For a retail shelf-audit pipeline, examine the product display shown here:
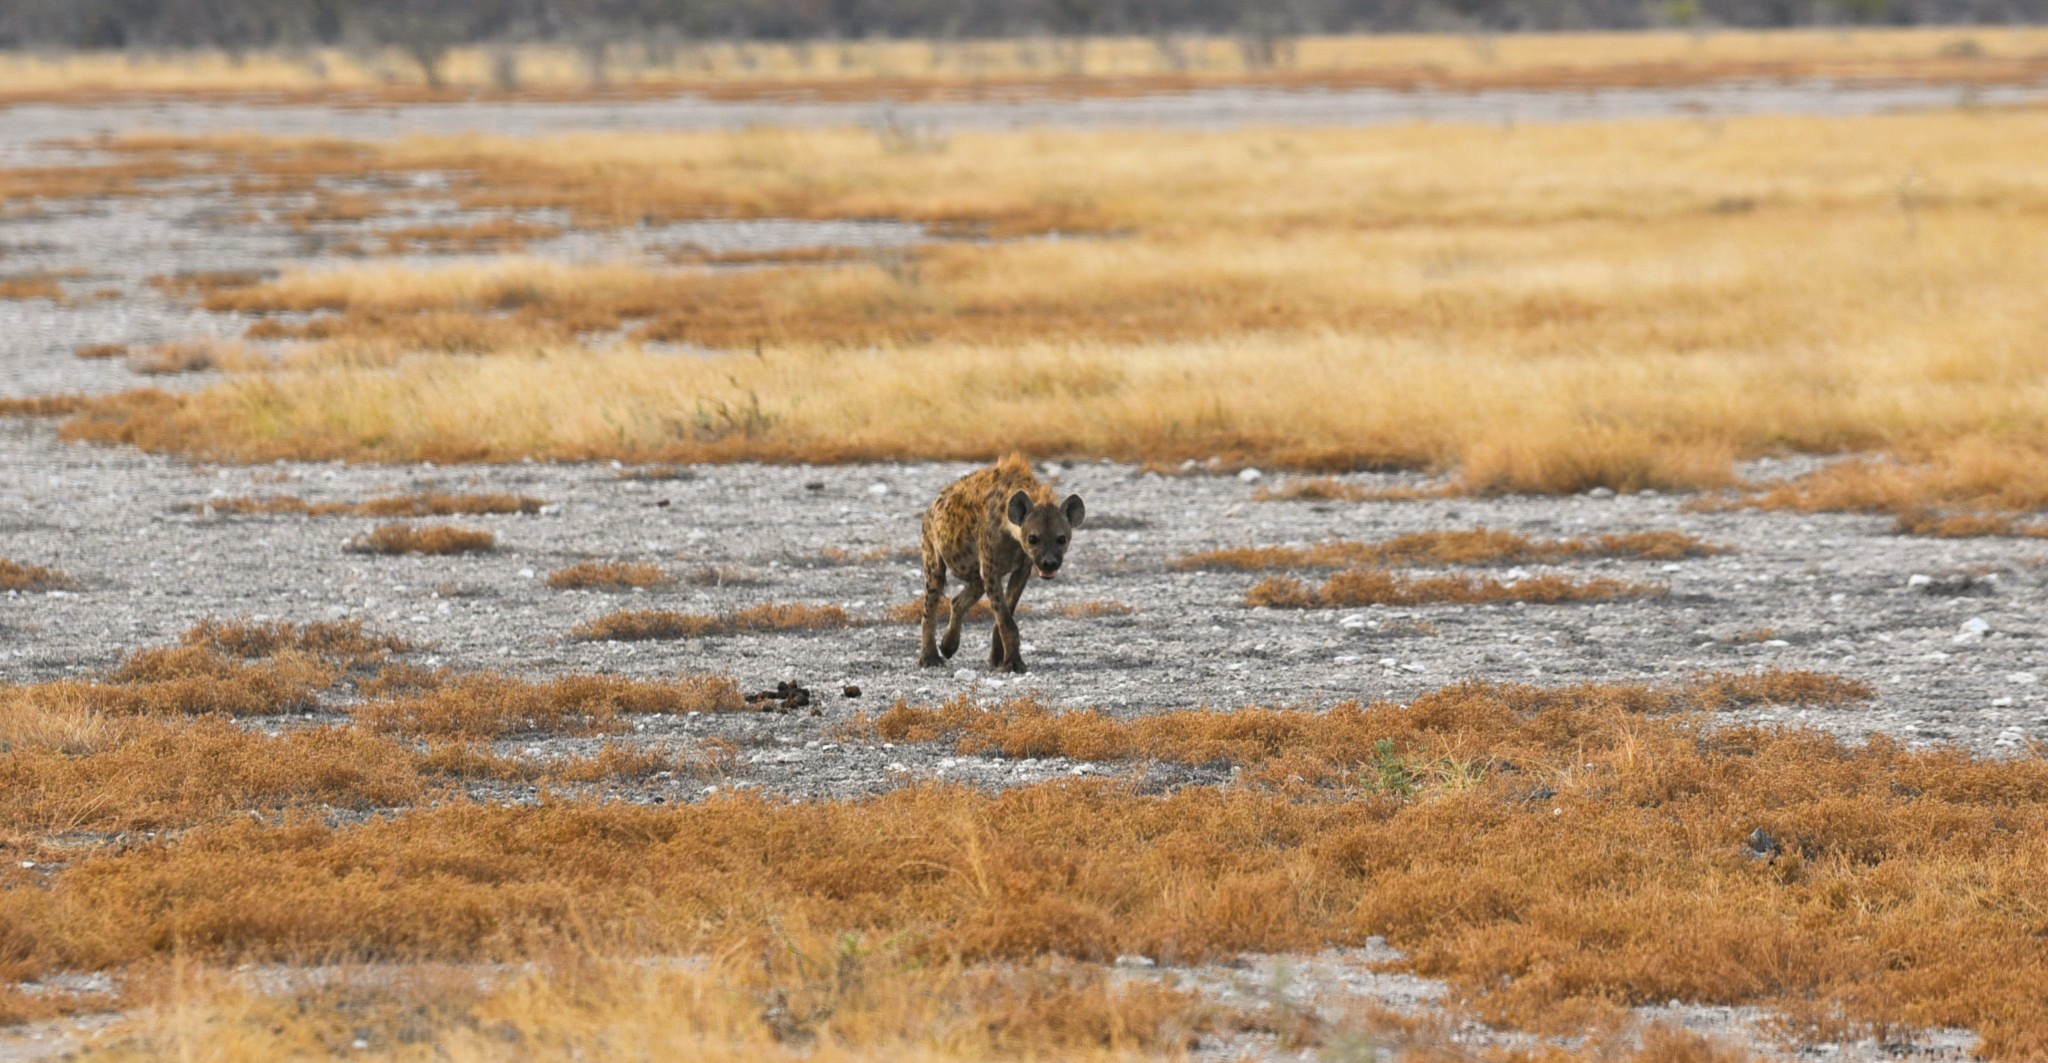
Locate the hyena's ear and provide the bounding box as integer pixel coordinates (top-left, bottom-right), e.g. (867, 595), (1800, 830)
(1061, 494), (1086, 528)
(1006, 490), (1033, 526)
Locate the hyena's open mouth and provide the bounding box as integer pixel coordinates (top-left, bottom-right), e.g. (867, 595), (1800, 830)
(1037, 564), (1060, 579)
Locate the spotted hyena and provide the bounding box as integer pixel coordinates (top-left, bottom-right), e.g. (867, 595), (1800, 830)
(918, 454), (1086, 673)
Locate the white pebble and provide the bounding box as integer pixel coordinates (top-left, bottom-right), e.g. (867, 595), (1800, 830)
(1237, 468), (1263, 483)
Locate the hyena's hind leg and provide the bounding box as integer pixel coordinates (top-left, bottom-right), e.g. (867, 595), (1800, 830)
(941, 576), (984, 660)
(919, 546), (949, 668)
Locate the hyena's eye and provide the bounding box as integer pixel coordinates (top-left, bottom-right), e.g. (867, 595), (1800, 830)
(1028, 535), (1041, 545)
(1057, 536), (1067, 545)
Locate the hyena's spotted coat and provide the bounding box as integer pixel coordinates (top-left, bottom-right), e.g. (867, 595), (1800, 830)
(918, 454), (1086, 674)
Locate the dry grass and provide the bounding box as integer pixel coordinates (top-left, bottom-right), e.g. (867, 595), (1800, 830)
(1730, 445), (2048, 528)
(867, 671), (1873, 775)
(546, 561), (671, 590)
(0, 559), (76, 592)
(1246, 570), (1664, 609)
(52, 110), (2048, 489)
(571, 604), (855, 642)
(0, 395), (90, 418)
(10, 29), (2048, 101)
(353, 672), (747, 738)
(208, 492), (544, 518)
(1052, 600), (1136, 619)
(12, 673), (2048, 1054)
(72, 342), (128, 360)
(178, 618), (416, 666)
(346, 524), (497, 555)
(373, 219), (565, 255)
(87, 949), (1223, 1062)
(1177, 530), (1719, 571)
(0, 272), (70, 301)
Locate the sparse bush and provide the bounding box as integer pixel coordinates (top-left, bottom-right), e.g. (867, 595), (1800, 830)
(180, 618), (416, 665)
(572, 604), (853, 641)
(0, 559), (76, 592)
(347, 524), (496, 555)
(355, 672), (746, 737)
(547, 561), (670, 590)
(1247, 569), (1663, 608)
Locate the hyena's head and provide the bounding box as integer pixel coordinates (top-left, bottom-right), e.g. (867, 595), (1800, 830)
(1005, 490), (1086, 580)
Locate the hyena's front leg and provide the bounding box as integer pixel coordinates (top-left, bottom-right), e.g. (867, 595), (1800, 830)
(941, 577), (983, 660)
(919, 554), (948, 668)
(992, 566), (1032, 674)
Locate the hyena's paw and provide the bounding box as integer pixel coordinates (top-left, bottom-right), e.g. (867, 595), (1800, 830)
(919, 648), (946, 668)
(939, 630), (961, 658)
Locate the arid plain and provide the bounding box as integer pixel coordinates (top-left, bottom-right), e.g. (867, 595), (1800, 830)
(5, 31), (2048, 1061)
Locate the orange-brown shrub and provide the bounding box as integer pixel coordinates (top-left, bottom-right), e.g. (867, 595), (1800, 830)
(1178, 529), (1720, 571)
(1893, 510), (2048, 539)
(347, 524), (497, 555)
(0, 559), (76, 591)
(547, 561), (671, 590)
(83, 645), (340, 715)
(0, 395), (88, 417)
(353, 672), (747, 738)
(0, 273), (67, 301)
(0, 714), (427, 835)
(179, 618), (416, 665)
(571, 604), (854, 642)
(1247, 570), (1664, 608)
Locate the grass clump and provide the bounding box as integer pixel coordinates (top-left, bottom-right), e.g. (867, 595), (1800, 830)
(546, 561), (671, 590)
(354, 672), (746, 738)
(1177, 529), (1720, 571)
(89, 646), (340, 716)
(179, 618), (416, 666)
(0, 559), (76, 591)
(571, 604), (854, 642)
(72, 342), (128, 360)
(346, 524), (496, 555)
(1246, 570), (1663, 609)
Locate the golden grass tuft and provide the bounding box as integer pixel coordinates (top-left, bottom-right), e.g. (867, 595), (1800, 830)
(1689, 670), (1877, 708)
(0, 559), (76, 592)
(0, 395), (90, 418)
(546, 561), (671, 590)
(0, 272), (69, 301)
(178, 618), (416, 666)
(1177, 529), (1719, 571)
(571, 603), (855, 642)
(1246, 570), (1663, 609)
(354, 672), (746, 738)
(346, 524), (497, 555)
(1052, 600), (1135, 619)
(71, 342), (128, 360)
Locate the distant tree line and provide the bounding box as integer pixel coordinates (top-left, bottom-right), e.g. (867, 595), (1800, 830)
(3, 0), (2043, 56)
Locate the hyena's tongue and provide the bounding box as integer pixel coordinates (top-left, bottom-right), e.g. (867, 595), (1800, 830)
(1038, 568), (1058, 580)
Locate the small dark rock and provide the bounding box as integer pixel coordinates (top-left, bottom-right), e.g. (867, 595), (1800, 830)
(1746, 827), (1783, 861)
(804, 481), (826, 492)
(843, 685), (862, 699)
